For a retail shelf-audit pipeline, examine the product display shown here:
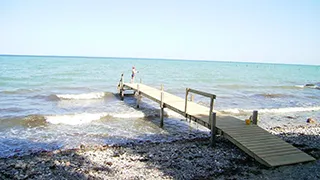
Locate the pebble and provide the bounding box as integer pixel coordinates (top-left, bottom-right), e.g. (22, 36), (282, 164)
(0, 124), (319, 180)
(307, 118), (317, 124)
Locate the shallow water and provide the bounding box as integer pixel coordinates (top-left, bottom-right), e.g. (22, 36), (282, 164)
(0, 55), (319, 157)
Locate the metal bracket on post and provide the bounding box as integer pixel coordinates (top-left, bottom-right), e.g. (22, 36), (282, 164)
(210, 112), (217, 147)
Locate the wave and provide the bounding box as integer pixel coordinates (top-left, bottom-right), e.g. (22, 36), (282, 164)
(221, 106), (320, 115)
(1, 111), (148, 127)
(253, 93), (293, 98)
(1, 89), (41, 94)
(45, 113), (109, 125)
(33, 92), (115, 101)
(56, 92), (110, 100)
(0, 115), (47, 128)
(45, 111), (146, 125)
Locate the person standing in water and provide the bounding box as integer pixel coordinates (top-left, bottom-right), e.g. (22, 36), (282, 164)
(131, 66), (138, 83)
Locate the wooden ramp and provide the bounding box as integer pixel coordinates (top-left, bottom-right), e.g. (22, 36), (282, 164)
(121, 83), (315, 167)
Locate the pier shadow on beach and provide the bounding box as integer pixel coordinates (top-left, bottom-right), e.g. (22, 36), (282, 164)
(1, 131), (319, 179)
(0, 135), (260, 180)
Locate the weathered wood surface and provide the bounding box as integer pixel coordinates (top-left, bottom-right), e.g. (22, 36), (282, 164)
(122, 83), (315, 167)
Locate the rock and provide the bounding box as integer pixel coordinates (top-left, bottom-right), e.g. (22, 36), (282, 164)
(54, 160), (60, 166)
(65, 161), (71, 166)
(80, 144), (85, 149)
(105, 161), (113, 166)
(307, 118), (316, 124)
(305, 83), (315, 87)
(15, 162), (27, 170)
(112, 152), (120, 157)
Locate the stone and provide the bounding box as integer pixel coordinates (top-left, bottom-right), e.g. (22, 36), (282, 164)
(80, 144), (85, 149)
(306, 118), (316, 124)
(66, 161), (71, 166)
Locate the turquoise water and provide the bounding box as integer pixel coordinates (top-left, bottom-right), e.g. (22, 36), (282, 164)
(0, 55), (319, 157)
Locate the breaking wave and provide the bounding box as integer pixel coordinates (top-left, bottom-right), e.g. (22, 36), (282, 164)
(33, 92), (115, 101)
(45, 111), (147, 125)
(56, 92), (108, 100)
(0, 111), (150, 127)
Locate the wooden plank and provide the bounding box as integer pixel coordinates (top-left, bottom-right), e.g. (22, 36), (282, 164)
(225, 129), (271, 136)
(231, 134), (282, 141)
(264, 153), (315, 167)
(253, 146), (302, 155)
(237, 139), (288, 146)
(259, 150), (303, 158)
(246, 142), (294, 150)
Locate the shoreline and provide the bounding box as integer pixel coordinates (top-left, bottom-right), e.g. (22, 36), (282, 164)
(1, 123), (320, 179)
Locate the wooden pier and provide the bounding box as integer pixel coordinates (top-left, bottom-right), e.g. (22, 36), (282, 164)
(118, 80), (315, 167)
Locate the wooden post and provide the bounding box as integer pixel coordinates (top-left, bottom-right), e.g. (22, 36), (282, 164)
(136, 84), (140, 108)
(252, 110), (258, 125)
(184, 88), (189, 118)
(210, 112), (217, 147)
(120, 89), (124, 101)
(209, 97), (214, 124)
(160, 84), (164, 128)
(119, 74), (124, 100)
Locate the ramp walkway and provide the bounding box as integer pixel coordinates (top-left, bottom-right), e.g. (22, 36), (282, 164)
(119, 82), (315, 167)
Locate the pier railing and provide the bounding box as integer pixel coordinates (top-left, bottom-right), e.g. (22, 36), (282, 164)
(185, 88), (217, 146)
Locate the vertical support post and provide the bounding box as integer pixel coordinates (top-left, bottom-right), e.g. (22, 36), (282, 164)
(120, 89), (124, 101)
(136, 84), (140, 108)
(184, 88), (189, 119)
(160, 84), (164, 128)
(119, 73), (124, 101)
(252, 110), (258, 125)
(120, 73), (124, 89)
(209, 97), (214, 124)
(210, 112), (217, 147)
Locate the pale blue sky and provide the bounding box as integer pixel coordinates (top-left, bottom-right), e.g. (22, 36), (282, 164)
(1, 0), (319, 64)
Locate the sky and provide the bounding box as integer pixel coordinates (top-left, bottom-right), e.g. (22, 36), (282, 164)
(0, 0), (319, 65)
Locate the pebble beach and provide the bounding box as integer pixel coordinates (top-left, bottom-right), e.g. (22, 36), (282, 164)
(1, 122), (319, 180)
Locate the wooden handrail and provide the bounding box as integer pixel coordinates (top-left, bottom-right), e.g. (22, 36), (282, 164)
(188, 88), (216, 99)
(184, 88), (216, 125)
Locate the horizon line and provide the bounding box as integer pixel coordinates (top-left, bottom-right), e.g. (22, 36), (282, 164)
(0, 53), (318, 66)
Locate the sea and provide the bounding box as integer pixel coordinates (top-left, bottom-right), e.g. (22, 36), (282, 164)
(0, 55), (319, 157)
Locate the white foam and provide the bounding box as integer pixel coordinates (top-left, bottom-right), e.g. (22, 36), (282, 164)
(221, 108), (248, 114)
(111, 111), (146, 118)
(45, 113), (108, 125)
(45, 111), (147, 125)
(56, 92), (105, 100)
(221, 106), (320, 115)
(294, 85), (305, 88)
(259, 106), (320, 113)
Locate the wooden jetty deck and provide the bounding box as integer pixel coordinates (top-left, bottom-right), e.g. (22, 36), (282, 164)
(119, 82), (315, 167)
